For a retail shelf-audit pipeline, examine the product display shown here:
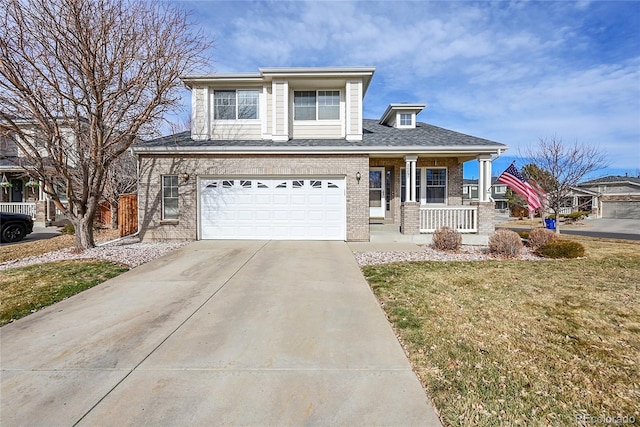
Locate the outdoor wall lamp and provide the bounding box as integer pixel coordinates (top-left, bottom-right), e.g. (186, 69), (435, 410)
(180, 172), (190, 181)
(356, 171), (361, 183)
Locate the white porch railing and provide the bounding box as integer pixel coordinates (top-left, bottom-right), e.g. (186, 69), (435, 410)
(420, 206), (478, 233)
(0, 202), (37, 219)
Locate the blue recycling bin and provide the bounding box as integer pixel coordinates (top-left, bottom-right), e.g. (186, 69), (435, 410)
(545, 218), (556, 230)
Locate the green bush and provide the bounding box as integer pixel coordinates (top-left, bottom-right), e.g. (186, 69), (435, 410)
(527, 228), (558, 250)
(535, 240), (585, 259)
(517, 231), (530, 240)
(489, 229), (523, 258)
(60, 223), (75, 235)
(432, 226), (462, 251)
(560, 211), (590, 221)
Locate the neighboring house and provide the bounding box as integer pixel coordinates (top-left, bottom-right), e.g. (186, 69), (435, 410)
(569, 175), (640, 219)
(463, 177), (509, 212)
(0, 118), (115, 225)
(132, 67), (507, 242)
(0, 130), (55, 223)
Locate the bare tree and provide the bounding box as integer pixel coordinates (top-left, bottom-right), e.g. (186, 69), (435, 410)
(523, 136), (608, 233)
(0, 0), (210, 248)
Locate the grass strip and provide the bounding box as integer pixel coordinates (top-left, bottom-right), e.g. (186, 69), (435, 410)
(0, 260), (128, 326)
(363, 239), (639, 426)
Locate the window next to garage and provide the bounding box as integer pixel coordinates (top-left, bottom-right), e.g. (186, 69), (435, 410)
(162, 175), (179, 220)
(294, 90), (340, 120)
(214, 90), (259, 120)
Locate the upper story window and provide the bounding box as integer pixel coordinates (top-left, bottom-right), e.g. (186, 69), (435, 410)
(494, 185), (506, 194)
(399, 113), (412, 127)
(294, 90), (340, 120)
(214, 90), (259, 120)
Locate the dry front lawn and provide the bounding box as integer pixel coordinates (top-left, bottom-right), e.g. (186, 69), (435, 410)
(363, 238), (639, 426)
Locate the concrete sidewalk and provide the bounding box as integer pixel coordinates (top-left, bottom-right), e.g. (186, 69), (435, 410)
(1, 240), (441, 426)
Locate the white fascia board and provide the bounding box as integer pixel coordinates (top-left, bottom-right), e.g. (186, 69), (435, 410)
(259, 66), (375, 76)
(181, 74), (264, 88)
(132, 144), (507, 156)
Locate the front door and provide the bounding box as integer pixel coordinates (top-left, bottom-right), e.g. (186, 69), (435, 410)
(10, 179), (23, 202)
(369, 167), (385, 218)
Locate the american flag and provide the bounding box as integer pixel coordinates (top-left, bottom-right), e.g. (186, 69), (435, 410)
(528, 178), (549, 209)
(497, 163), (542, 210)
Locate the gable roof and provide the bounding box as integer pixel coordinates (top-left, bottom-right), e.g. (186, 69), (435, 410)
(578, 175), (640, 186)
(133, 119), (507, 156)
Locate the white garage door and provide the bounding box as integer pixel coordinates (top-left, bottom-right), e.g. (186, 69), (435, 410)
(200, 178), (346, 240)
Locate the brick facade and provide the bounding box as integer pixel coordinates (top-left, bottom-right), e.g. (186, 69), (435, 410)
(137, 154), (369, 242)
(369, 157), (463, 224)
(400, 202), (420, 234)
(472, 201), (496, 235)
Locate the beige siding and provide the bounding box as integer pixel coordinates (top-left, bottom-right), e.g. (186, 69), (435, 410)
(138, 154), (369, 242)
(348, 82), (361, 135)
(272, 81), (287, 138)
(292, 123), (343, 139)
(266, 86), (273, 136)
(210, 122), (262, 140)
(191, 86), (209, 140)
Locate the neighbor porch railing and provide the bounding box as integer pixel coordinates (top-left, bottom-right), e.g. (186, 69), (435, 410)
(419, 205), (478, 233)
(0, 202), (36, 219)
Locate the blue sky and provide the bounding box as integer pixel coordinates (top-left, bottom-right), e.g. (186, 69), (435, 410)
(171, 0), (640, 180)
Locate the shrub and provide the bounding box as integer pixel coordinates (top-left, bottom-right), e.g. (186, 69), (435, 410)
(488, 229), (523, 258)
(60, 223), (75, 235)
(517, 231), (530, 240)
(432, 226), (462, 251)
(527, 228), (558, 250)
(561, 211), (590, 221)
(535, 240), (585, 259)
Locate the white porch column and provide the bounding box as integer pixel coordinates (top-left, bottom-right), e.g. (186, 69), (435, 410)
(404, 155), (418, 202)
(405, 158), (411, 202)
(477, 155), (493, 202)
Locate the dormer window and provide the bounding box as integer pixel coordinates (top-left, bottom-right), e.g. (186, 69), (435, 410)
(379, 103), (426, 129)
(399, 113), (412, 127)
(214, 90), (259, 120)
(294, 90), (340, 120)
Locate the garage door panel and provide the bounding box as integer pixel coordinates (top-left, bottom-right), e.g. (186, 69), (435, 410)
(200, 177), (346, 240)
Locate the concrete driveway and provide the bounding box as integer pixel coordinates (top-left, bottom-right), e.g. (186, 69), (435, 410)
(1, 240), (441, 426)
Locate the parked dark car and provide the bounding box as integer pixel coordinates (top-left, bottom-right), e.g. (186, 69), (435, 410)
(1, 212), (34, 243)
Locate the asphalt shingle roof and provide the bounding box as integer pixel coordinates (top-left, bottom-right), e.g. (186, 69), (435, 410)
(579, 175), (640, 185)
(137, 119), (506, 150)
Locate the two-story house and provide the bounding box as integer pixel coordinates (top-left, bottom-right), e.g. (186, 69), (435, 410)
(1, 122), (57, 223)
(463, 177), (509, 212)
(132, 67), (507, 242)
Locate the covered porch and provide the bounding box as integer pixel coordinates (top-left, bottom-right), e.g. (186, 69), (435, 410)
(0, 170), (57, 223)
(368, 154), (496, 239)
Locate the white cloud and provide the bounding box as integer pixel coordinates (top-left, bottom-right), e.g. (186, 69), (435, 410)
(172, 0), (640, 172)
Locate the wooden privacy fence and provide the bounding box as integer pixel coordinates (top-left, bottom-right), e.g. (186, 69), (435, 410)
(118, 193), (138, 237)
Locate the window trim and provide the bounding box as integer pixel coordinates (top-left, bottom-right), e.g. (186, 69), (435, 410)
(293, 89), (341, 121)
(213, 89), (260, 121)
(494, 185), (507, 194)
(162, 175), (179, 220)
(401, 167), (448, 204)
(398, 113), (414, 128)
